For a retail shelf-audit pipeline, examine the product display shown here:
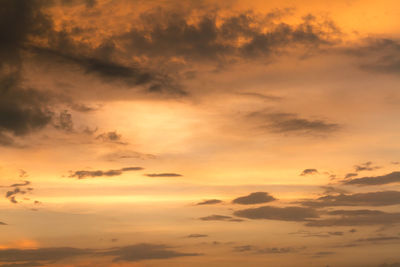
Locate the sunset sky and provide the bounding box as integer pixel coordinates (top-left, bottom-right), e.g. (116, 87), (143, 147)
(1, 0), (400, 266)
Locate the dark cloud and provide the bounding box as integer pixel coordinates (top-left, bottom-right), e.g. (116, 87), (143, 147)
(53, 110), (73, 132)
(101, 150), (156, 161)
(119, 10), (340, 62)
(234, 206), (319, 221)
(232, 192), (276, 205)
(196, 199), (222, 205)
(320, 186), (349, 195)
(354, 161), (380, 172)
(305, 209), (400, 227)
(145, 173), (183, 177)
(248, 112), (339, 136)
(343, 172), (400, 186)
(199, 214), (243, 222)
(68, 166), (143, 179)
(9, 181), (30, 187)
(0, 243), (198, 265)
(0, 222), (7, 226)
(0, 263), (43, 267)
(96, 131), (125, 144)
(380, 263), (400, 267)
(0, 0), (54, 145)
(100, 244), (199, 262)
(186, 234), (208, 238)
(233, 245), (298, 254)
(299, 191), (400, 207)
(345, 173), (357, 179)
(312, 251), (335, 258)
(300, 169), (319, 176)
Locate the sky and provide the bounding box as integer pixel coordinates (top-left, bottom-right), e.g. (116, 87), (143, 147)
(1, 0), (400, 266)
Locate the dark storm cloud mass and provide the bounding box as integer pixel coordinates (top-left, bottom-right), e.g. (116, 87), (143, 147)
(68, 167), (143, 179)
(0, 0), (54, 145)
(145, 173), (183, 177)
(300, 191), (400, 207)
(300, 169), (319, 176)
(196, 199), (222, 205)
(119, 11), (340, 61)
(199, 215), (243, 222)
(234, 206), (319, 221)
(248, 112), (340, 136)
(343, 172), (400, 186)
(0, 244), (198, 266)
(232, 192), (276, 205)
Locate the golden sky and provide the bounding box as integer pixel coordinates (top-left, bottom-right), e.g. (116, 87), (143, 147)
(1, 0), (400, 266)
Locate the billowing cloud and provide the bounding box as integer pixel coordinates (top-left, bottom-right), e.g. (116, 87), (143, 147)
(68, 167), (143, 179)
(196, 199), (222, 205)
(232, 192), (276, 205)
(343, 172), (400, 186)
(300, 191), (400, 207)
(234, 206), (319, 221)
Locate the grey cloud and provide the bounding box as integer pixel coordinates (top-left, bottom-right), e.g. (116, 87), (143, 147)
(233, 245), (298, 254)
(0, 243), (198, 265)
(354, 161), (380, 172)
(232, 192), (276, 205)
(234, 206), (319, 221)
(53, 110), (73, 132)
(345, 173), (357, 179)
(96, 131), (125, 144)
(199, 214), (243, 222)
(320, 186), (349, 195)
(305, 209), (400, 227)
(343, 172), (400, 186)
(0, 263), (43, 267)
(101, 150), (156, 161)
(186, 234), (208, 238)
(300, 169), (319, 176)
(68, 166), (143, 179)
(10, 181), (30, 187)
(248, 112), (339, 136)
(196, 199), (222, 205)
(145, 173), (182, 177)
(300, 191), (400, 207)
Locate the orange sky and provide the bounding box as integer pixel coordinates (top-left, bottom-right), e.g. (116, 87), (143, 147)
(1, 0), (400, 266)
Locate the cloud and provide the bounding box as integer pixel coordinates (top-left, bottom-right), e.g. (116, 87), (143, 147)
(233, 245), (298, 254)
(320, 186), (349, 195)
(9, 181), (30, 187)
(0, 222), (7, 226)
(101, 150), (156, 161)
(196, 199), (222, 205)
(199, 215), (243, 222)
(354, 161), (380, 172)
(186, 234), (208, 238)
(0, 263), (44, 267)
(305, 209), (400, 227)
(0, 243), (199, 265)
(68, 167), (143, 179)
(234, 206), (319, 221)
(343, 172), (400, 186)
(300, 191), (400, 207)
(300, 169), (319, 176)
(145, 173), (182, 177)
(248, 112), (339, 136)
(345, 173), (357, 179)
(96, 131), (126, 144)
(232, 192), (276, 205)
(53, 110), (73, 132)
